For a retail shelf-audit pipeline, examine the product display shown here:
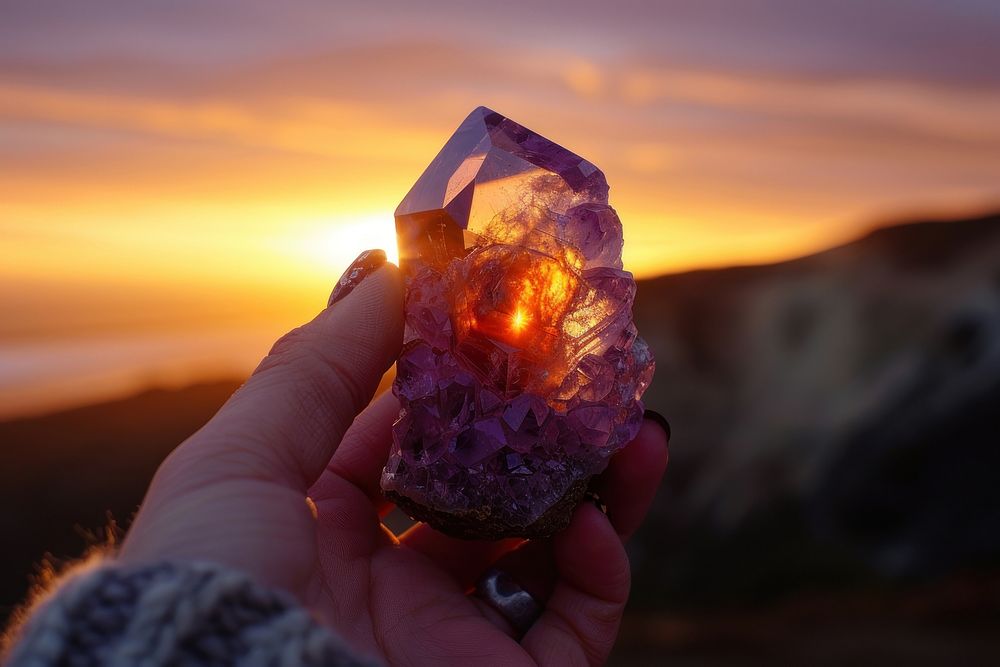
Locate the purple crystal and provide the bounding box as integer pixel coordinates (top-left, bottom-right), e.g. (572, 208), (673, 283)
(381, 107), (654, 538)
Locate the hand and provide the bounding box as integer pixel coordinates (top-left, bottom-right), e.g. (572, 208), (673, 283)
(119, 256), (669, 666)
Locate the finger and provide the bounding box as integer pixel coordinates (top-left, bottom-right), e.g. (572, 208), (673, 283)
(521, 504), (629, 667)
(309, 393), (401, 568)
(592, 416), (669, 540)
(464, 414), (668, 602)
(194, 254), (403, 490)
(400, 523), (524, 589)
(310, 390), (399, 515)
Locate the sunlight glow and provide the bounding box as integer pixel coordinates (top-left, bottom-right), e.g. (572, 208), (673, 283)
(279, 213), (400, 278)
(3, 3), (997, 419)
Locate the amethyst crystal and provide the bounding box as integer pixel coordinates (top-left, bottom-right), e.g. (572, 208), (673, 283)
(381, 107), (654, 539)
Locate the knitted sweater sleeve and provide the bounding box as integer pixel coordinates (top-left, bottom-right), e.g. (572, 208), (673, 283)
(2, 558), (378, 667)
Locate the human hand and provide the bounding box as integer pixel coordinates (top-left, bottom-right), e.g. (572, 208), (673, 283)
(120, 251), (669, 666)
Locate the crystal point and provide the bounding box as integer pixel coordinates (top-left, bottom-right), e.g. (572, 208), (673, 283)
(382, 107), (654, 539)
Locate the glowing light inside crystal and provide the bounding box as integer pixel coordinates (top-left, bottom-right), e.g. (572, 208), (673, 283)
(512, 308), (527, 332)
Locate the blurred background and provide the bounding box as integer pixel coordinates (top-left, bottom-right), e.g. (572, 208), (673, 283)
(2, 1), (999, 664)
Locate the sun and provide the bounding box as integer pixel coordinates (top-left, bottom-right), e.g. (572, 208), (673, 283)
(282, 212), (400, 280)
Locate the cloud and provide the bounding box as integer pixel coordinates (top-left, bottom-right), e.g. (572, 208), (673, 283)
(4, 0), (1000, 89)
(2, 0), (999, 282)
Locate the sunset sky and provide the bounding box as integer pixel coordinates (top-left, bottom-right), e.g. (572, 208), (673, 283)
(2, 0), (999, 415)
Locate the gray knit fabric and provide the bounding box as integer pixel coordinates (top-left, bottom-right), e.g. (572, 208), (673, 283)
(3, 560), (377, 667)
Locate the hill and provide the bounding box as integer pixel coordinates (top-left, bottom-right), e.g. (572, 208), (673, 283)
(633, 211), (1000, 606)
(0, 380), (242, 620)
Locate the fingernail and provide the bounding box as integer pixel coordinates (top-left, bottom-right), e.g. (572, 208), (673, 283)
(328, 249), (387, 306)
(643, 409), (671, 443)
(583, 490), (608, 515)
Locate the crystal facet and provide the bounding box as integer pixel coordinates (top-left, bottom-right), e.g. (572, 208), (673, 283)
(381, 107), (654, 538)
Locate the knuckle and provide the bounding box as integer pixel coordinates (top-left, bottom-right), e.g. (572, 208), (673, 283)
(253, 325), (315, 376)
(294, 358), (359, 438)
(587, 598), (625, 636)
(266, 332), (371, 436)
(605, 562), (631, 604)
(256, 324), (374, 407)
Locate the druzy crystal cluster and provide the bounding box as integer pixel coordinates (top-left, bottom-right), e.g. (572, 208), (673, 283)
(381, 107), (654, 539)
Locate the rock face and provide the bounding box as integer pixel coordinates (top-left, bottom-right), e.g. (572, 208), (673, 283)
(631, 212), (1000, 604)
(381, 107), (654, 539)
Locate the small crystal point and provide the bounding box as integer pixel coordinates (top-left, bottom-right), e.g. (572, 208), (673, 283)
(382, 107), (654, 539)
(395, 106), (609, 272)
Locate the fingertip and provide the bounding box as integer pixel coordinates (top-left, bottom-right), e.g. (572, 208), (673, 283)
(591, 418), (670, 541)
(606, 415), (669, 484)
(310, 261), (404, 391)
(608, 420), (669, 498)
(322, 256), (402, 309)
(636, 417), (670, 477)
(327, 249), (389, 307)
(528, 503), (629, 663)
(555, 503), (629, 598)
(377, 256), (404, 286)
(643, 408), (671, 443)
(568, 498), (615, 537)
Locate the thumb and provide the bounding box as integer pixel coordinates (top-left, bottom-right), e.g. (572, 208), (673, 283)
(196, 249), (403, 490)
